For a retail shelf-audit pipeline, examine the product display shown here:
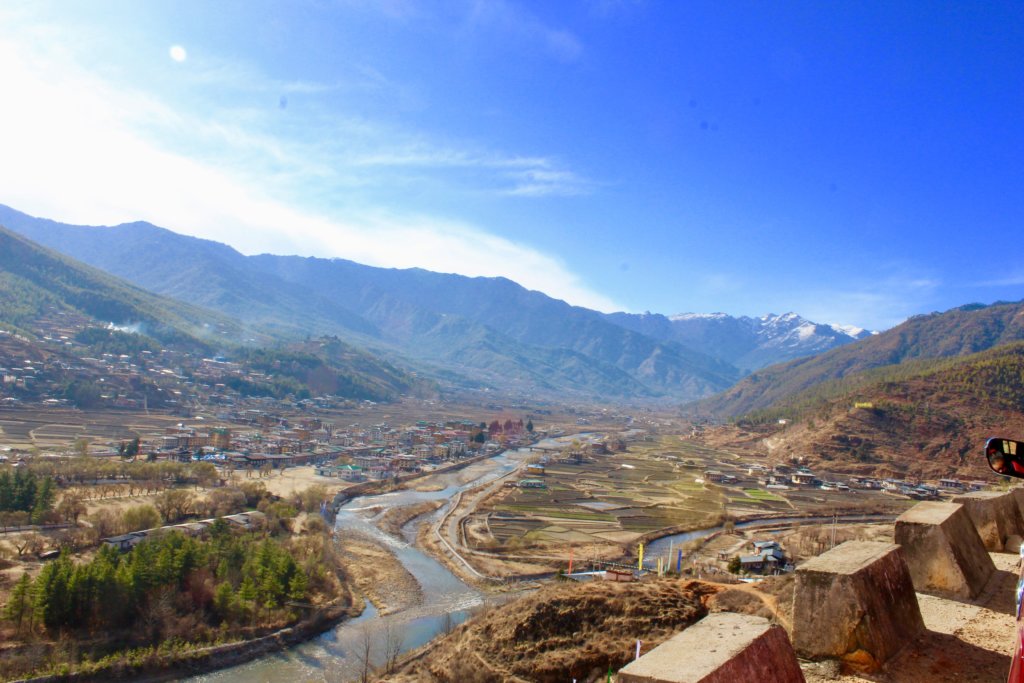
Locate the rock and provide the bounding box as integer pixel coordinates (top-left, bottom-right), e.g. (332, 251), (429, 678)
(791, 541), (924, 672)
(617, 612), (805, 683)
(895, 501), (996, 599)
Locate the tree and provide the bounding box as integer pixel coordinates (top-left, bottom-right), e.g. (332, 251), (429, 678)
(526, 419), (534, 434)
(12, 532), (45, 558)
(155, 489), (193, 524)
(4, 573), (33, 634)
(122, 504), (161, 532)
(727, 555), (742, 574)
(88, 509), (121, 538)
(295, 484), (329, 513)
(31, 477), (56, 524)
(73, 437), (90, 457)
(383, 621), (405, 673)
(354, 623), (375, 683)
(56, 492), (87, 524)
(441, 610), (455, 635)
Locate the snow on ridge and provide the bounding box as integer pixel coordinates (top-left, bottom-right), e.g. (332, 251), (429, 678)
(669, 312), (730, 321)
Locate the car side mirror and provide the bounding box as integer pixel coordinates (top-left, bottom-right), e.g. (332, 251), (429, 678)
(986, 437), (1024, 479)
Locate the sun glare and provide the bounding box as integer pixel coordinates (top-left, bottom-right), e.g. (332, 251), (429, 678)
(169, 45), (187, 63)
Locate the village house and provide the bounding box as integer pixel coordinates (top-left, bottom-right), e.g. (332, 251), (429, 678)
(790, 471), (816, 486)
(739, 540), (787, 574)
(703, 470), (737, 484)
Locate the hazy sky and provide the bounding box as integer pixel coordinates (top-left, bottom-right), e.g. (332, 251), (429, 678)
(1, 1), (1022, 330)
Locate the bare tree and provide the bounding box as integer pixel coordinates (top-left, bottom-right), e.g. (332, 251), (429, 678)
(441, 610), (455, 636)
(353, 623), (376, 683)
(383, 621), (405, 673)
(12, 532), (45, 558)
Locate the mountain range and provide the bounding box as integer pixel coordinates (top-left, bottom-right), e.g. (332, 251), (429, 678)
(695, 300), (1024, 417)
(0, 204), (873, 401)
(0, 223), (422, 404)
(605, 311), (872, 372)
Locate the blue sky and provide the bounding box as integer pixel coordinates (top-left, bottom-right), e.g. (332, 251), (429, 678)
(1, 1), (1022, 330)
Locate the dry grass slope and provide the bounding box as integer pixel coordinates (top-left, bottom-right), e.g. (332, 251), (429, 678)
(386, 577), (714, 683)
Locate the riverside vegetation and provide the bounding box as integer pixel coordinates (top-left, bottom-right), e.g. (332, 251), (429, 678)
(0, 461), (350, 682)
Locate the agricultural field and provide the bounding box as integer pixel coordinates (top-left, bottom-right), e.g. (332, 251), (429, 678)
(0, 408), (198, 450)
(469, 436), (799, 551)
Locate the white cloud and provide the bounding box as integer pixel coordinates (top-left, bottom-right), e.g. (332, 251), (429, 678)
(464, 0), (583, 62)
(0, 30), (619, 313)
(795, 273), (940, 331)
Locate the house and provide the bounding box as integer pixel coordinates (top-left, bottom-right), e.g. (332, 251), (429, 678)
(739, 540), (787, 574)
(102, 531), (150, 552)
(704, 470), (736, 484)
(223, 510), (267, 530)
(939, 478), (965, 490)
(518, 479), (546, 489)
(791, 472), (816, 486)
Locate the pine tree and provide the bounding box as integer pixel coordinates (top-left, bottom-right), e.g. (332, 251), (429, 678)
(31, 477), (55, 524)
(0, 471), (13, 511)
(4, 573), (33, 633)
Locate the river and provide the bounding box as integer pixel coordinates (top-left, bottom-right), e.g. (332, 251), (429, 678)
(186, 438), (564, 683)
(186, 437), (886, 681)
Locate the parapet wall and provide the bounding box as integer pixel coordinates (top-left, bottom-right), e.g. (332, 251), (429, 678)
(618, 612), (805, 683)
(618, 491), (1019, 681)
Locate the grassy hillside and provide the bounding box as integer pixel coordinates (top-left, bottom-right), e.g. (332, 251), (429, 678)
(386, 577), (712, 683)
(0, 226), (425, 404)
(0, 224), (246, 349)
(741, 342), (1024, 479)
(1, 205), (741, 400)
(695, 301), (1024, 417)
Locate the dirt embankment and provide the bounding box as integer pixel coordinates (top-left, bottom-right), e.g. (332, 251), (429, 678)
(337, 532), (422, 615)
(382, 577), (718, 683)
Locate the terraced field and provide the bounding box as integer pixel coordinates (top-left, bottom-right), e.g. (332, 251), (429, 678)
(471, 436), (792, 550)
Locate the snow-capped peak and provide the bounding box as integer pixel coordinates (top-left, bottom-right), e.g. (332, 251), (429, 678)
(669, 312), (730, 322)
(828, 323), (866, 338)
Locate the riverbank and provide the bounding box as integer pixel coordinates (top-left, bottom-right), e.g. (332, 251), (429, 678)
(9, 591), (361, 683)
(337, 531), (422, 615)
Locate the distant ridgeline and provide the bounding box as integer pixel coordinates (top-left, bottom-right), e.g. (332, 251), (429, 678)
(0, 204), (876, 402)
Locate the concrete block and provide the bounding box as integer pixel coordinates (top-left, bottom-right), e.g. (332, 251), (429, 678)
(894, 501), (995, 599)
(1010, 488), (1024, 530)
(1006, 535), (1023, 554)
(617, 612), (805, 683)
(952, 490), (1024, 551)
(792, 541), (924, 672)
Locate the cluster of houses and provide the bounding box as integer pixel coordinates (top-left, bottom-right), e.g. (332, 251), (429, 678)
(0, 313), (363, 413)
(702, 462), (987, 500)
(156, 417), (536, 481)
